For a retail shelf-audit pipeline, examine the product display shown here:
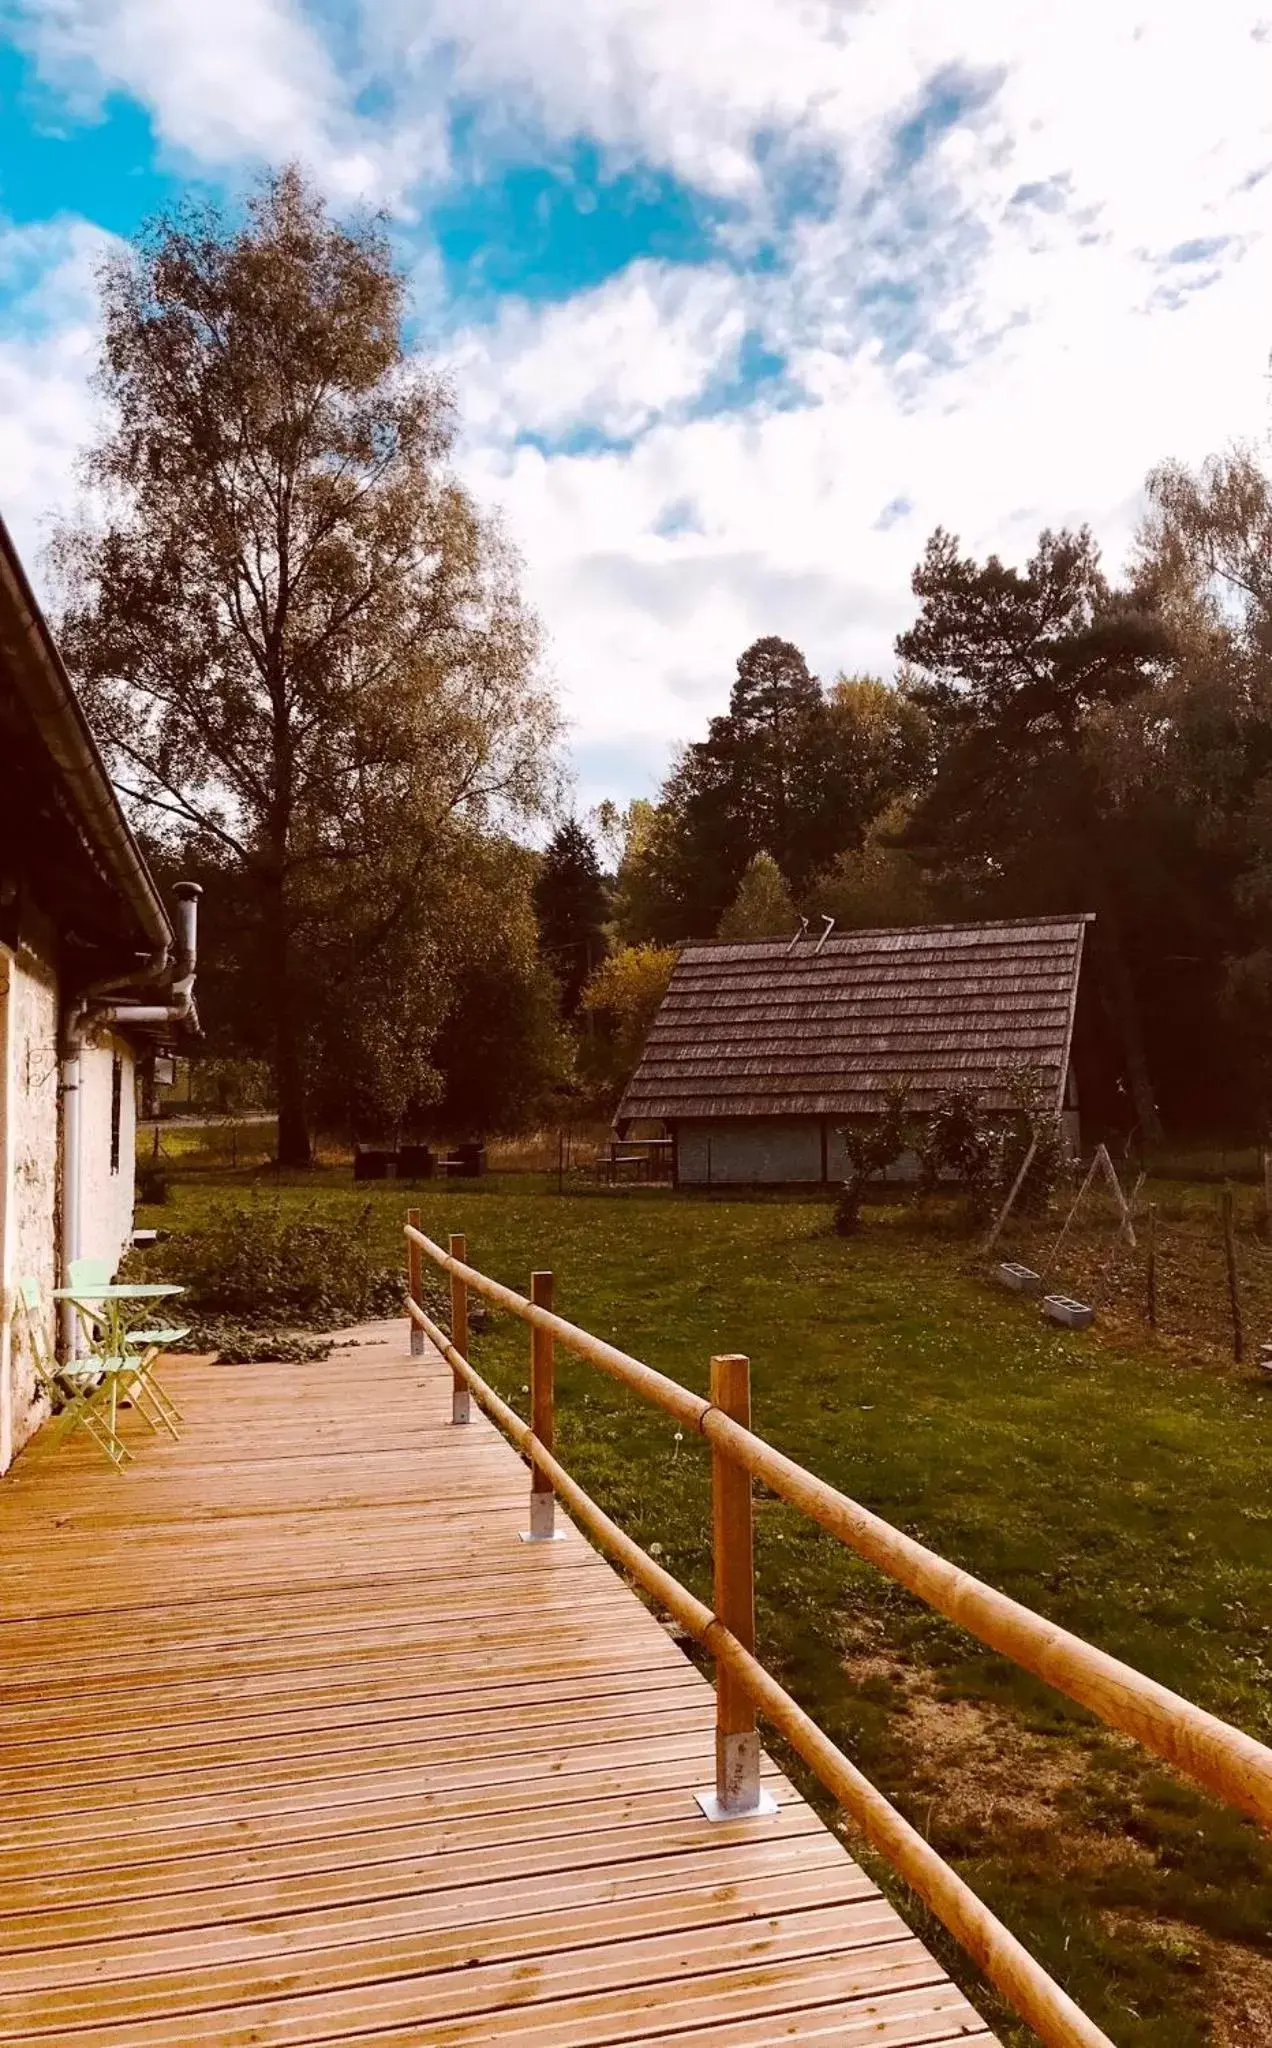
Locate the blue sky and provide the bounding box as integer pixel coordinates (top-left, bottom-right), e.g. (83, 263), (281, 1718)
(1, 3), (1271, 811)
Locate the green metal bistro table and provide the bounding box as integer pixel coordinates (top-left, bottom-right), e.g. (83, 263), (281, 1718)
(51, 1283), (185, 1438)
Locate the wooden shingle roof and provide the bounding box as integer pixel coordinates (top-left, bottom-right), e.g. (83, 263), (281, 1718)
(617, 915), (1090, 1126)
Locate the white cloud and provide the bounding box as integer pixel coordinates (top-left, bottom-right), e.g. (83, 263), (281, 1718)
(411, 2), (1272, 804)
(4, 2), (1272, 812)
(0, 219), (111, 570)
(447, 263), (750, 443)
(455, 215), (1272, 807)
(12, 0), (439, 200)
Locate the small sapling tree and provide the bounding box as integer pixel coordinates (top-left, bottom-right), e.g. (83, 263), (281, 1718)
(833, 1082), (913, 1235)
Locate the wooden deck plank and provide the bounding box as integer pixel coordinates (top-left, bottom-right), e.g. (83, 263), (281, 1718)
(1, 1832), (856, 1979)
(0, 1793), (828, 1936)
(0, 1879), (893, 2030)
(0, 1318), (995, 2047)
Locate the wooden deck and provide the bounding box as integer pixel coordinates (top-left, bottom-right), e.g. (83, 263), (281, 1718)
(0, 1320), (994, 2046)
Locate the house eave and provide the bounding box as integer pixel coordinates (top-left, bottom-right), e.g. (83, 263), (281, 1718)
(0, 511), (173, 975)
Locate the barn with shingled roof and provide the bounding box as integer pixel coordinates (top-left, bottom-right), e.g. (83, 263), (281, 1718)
(616, 915), (1092, 1187)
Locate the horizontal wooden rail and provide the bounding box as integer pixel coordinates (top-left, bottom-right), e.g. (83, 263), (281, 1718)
(406, 1290), (1113, 2048)
(405, 1222), (1272, 1834)
(406, 1224), (710, 1433)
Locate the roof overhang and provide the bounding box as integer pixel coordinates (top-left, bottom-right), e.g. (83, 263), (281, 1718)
(0, 511), (173, 979)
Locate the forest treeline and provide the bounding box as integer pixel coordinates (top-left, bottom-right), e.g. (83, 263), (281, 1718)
(53, 166), (1271, 1157)
(584, 488), (1272, 1146)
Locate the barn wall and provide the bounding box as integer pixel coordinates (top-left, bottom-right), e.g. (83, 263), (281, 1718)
(677, 1119), (822, 1185)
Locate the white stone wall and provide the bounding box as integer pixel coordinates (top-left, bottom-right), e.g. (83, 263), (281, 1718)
(677, 1119), (823, 1185)
(1, 953), (138, 1471)
(1, 942), (61, 1468)
(79, 1029), (137, 1274)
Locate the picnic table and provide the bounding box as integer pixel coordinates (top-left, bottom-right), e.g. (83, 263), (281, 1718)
(604, 1138), (673, 1185)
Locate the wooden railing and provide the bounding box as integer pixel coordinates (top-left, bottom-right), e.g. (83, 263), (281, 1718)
(404, 1212), (1272, 2048)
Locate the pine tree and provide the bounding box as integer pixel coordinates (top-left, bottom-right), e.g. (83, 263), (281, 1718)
(532, 819), (609, 1014)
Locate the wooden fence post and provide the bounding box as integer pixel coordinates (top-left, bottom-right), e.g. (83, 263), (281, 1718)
(698, 1354), (777, 1822)
(522, 1271), (561, 1541)
(1221, 1187), (1245, 1365)
(407, 1209), (424, 1357)
(449, 1233), (471, 1424)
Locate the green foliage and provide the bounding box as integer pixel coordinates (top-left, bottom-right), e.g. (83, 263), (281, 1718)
(129, 1193), (403, 1328)
(898, 526), (1173, 1142)
(533, 818), (610, 1015)
(1000, 1063), (1069, 1214)
(915, 1066), (1067, 1219)
(606, 799), (680, 946)
(833, 1082), (913, 1234)
(54, 167), (557, 1165)
(917, 1085), (996, 1204)
(187, 1057), (272, 1117)
(578, 943), (677, 1110)
(808, 798), (935, 930)
(716, 852), (798, 940)
(189, 1322), (339, 1364)
(426, 928), (572, 1139)
(619, 643), (928, 940)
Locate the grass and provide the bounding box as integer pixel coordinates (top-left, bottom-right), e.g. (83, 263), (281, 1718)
(138, 1167), (1272, 2047)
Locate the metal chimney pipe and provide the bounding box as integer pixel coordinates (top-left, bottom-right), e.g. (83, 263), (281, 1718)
(171, 881), (202, 981)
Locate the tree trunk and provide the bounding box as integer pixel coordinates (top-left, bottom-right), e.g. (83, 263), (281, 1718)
(275, 997), (312, 1168)
(1090, 881), (1164, 1150)
(266, 874), (312, 1168)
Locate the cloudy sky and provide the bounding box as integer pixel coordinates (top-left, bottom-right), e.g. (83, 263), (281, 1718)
(2, 4), (1271, 809)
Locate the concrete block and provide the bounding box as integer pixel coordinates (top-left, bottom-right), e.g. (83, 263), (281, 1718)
(997, 1262), (1042, 1295)
(1042, 1294), (1095, 1330)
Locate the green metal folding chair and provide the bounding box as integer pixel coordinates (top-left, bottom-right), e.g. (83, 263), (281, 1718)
(65, 1259), (184, 1442)
(13, 1280), (131, 1470)
(119, 1323), (188, 1433)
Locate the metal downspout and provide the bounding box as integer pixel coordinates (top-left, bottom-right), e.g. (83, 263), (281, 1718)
(59, 884), (202, 1357)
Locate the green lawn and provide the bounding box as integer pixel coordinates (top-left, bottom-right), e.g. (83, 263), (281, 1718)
(140, 1171), (1272, 2047)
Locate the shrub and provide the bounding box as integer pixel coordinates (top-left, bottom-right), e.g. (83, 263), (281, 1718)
(917, 1086), (996, 1205)
(834, 1083), (913, 1235)
(999, 1063), (1067, 1215)
(916, 1065), (1066, 1223)
(126, 1195), (405, 1330)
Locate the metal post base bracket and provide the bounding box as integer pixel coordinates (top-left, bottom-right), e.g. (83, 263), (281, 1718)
(520, 1492), (567, 1543)
(409, 1327), (426, 1356)
(452, 1387), (471, 1425)
(694, 1786), (779, 1823)
(695, 1729), (779, 1822)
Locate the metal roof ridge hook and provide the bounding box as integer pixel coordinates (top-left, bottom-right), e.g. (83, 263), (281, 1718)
(785, 917), (810, 956)
(814, 915), (836, 955)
